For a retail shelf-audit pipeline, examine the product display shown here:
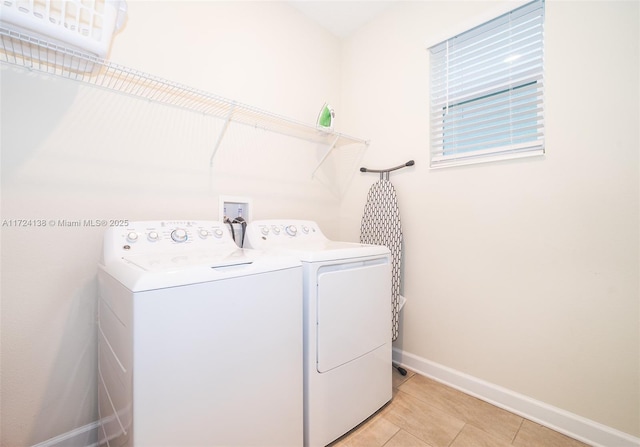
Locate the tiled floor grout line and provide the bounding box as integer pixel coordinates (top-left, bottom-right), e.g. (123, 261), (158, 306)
(511, 418), (525, 445)
(379, 425), (402, 447)
(447, 423), (466, 447)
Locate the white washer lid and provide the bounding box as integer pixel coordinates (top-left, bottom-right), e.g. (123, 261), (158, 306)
(121, 247), (249, 272)
(101, 248), (301, 292)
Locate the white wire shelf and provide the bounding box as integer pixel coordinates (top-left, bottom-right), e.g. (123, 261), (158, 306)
(0, 26), (369, 159)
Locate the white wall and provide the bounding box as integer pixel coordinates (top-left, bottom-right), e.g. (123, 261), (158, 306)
(0, 2), (347, 445)
(339, 0), (639, 438)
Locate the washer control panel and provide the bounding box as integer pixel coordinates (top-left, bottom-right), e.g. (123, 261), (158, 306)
(244, 220), (327, 249)
(102, 220), (235, 263)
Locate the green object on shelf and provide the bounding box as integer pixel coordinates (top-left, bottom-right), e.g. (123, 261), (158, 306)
(317, 103), (334, 129)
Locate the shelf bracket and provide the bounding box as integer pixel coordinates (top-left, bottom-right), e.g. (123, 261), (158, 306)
(311, 134), (340, 179)
(209, 105), (235, 167)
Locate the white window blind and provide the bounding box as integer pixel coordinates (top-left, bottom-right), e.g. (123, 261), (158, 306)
(429, 0), (545, 168)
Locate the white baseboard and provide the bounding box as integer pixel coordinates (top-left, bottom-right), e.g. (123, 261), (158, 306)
(393, 348), (640, 447)
(31, 421), (100, 447)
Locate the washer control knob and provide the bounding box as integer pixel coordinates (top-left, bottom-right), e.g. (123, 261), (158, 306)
(271, 226), (281, 235)
(285, 225), (297, 236)
(126, 232), (139, 242)
(260, 226), (270, 236)
(147, 231), (159, 242)
(198, 229), (209, 239)
(214, 229), (224, 238)
(171, 228), (188, 243)
(301, 225), (310, 234)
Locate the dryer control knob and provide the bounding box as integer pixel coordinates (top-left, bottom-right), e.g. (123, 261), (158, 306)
(213, 229), (224, 238)
(271, 226), (281, 235)
(147, 231), (159, 242)
(126, 232), (139, 242)
(260, 226), (270, 236)
(171, 228), (188, 243)
(198, 229), (209, 239)
(285, 225), (297, 236)
(301, 225), (310, 234)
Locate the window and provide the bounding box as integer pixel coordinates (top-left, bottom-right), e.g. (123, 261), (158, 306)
(429, 0), (545, 168)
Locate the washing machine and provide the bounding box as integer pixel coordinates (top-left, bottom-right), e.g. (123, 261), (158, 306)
(97, 220), (303, 447)
(244, 220), (392, 447)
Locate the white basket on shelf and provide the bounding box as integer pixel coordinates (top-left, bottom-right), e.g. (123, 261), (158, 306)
(0, 0), (127, 59)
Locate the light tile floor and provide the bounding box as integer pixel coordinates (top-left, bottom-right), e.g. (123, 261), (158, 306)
(329, 368), (592, 447)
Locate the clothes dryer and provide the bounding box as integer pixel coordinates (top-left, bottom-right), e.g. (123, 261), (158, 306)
(244, 220), (392, 447)
(98, 220), (302, 447)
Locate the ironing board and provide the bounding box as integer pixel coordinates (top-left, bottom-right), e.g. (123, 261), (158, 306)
(360, 178), (403, 342)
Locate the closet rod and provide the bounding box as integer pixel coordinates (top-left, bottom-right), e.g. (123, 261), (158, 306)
(360, 160), (415, 179)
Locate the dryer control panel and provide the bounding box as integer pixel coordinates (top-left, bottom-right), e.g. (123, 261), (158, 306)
(102, 220), (237, 264)
(244, 220), (327, 248)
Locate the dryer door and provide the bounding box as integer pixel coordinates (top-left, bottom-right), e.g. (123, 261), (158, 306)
(316, 258), (391, 373)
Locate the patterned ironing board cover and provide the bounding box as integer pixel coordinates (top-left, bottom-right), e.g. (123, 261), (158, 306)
(360, 179), (403, 341)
